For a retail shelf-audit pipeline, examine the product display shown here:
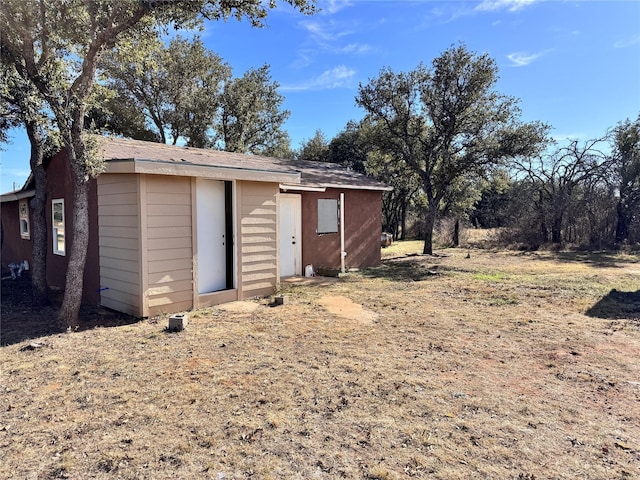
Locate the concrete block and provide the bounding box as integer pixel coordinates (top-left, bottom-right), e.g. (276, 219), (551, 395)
(274, 295), (289, 306)
(168, 314), (188, 331)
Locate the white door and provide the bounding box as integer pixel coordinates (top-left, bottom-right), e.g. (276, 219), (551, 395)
(279, 194), (301, 277)
(197, 179), (227, 294)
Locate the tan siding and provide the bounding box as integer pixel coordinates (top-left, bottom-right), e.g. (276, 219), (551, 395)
(242, 244), (277, 254)
(100, 266), (139, 284)
(97, 180), (137, 195)
(97, 174), (142, 317)
(99, 226), (139, 239)
(147, 192), (191, 205)
(147, 226), (192, 239)
(99, 215), (139, 228)
(148, 269), (192, 284)
(148, 258), (193, 274)
(99, 246), (139, 262)
(238, 181), (278, 298)
(148, 290), (193, 307)
(147, 215), (191, 228)
(99, 236), (139, 250)
(147, 204), (191, 216)
(98, 204), (138, 216)
(148, 236), (192, 250)
(148, 301), (192, 317)
(147, 247), (191, 262)
(99, 192), (138, 205)
(144, 175), (193, 314)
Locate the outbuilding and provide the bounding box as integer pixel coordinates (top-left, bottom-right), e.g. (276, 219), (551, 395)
(1, 137), (389, 317)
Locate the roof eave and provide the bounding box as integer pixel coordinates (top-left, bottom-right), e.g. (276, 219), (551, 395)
(0, 189), (36, 203)
(105, 158), (301, 184)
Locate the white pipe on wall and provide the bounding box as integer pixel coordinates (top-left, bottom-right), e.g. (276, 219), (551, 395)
(340, 192), (345, 274)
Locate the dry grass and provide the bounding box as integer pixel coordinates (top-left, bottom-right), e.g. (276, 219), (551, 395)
(2, 246), (640, 479)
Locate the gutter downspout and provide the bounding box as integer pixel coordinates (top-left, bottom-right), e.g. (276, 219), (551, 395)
(340, 192), (346, 274)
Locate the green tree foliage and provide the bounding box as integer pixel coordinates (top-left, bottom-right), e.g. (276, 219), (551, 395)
(471, 170), (515, 228)
(357, 44), (549, 254)
(612, 115), (640, 244)
(326, 121), (368, 174)
(216, 64), (291, 155)
(97, 39), (291, 154)
(0, 0), (315, 327)
(297, 129), (330, 162)
(96, 35), (232, 146)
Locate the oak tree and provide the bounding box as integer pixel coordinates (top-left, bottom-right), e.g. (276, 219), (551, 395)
(357, 44), (549, 254)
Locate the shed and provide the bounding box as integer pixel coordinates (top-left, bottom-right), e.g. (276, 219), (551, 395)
(1, 137), (389, 317)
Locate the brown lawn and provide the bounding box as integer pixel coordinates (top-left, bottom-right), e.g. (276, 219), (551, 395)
(1, 244), (639, 479)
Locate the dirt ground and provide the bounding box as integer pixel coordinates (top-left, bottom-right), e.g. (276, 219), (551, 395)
(1, 244), (639, 479)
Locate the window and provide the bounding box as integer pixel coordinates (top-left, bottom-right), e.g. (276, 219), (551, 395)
(317, 198), (339, 234)
(52, 199), (65, 255)
(19, 200), (30, 239)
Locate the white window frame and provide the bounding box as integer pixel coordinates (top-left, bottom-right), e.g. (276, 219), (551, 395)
(52, 199), (65, 256)
(317, 198), (339, 234)
(19, 199), (30, 240)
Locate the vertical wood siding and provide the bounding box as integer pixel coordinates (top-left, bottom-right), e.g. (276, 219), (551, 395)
(97, 174), (141, 316)
(239, 181), (278, 297)
(145, 176), (193, 316)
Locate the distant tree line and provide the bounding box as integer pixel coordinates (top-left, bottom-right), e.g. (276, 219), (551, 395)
(299, 114), (640, 251)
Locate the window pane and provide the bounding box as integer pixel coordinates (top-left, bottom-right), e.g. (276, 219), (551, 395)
(317, 199), (338, 234)
(52, 200), (65, 255)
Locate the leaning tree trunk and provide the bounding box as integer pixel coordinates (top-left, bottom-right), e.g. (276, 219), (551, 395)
(29, 162), (49, 307)
(551, 214), (563, 244)
(422, 205), (438, 255)
(615, 201), (630, 244)
(453, 218), (460, 247)
(58, 179), (90, 329)
(26, 122), (49, 307)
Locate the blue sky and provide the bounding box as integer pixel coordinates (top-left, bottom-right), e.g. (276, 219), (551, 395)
(1, 0), (639, 193)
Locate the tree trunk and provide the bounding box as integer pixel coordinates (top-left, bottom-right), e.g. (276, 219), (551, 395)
(29, 163), (49, 307)
(400, 199), (408, 241)
(538, 190), (548, 243)
(422, 206), (437, 255)
(58, 180), (90, 329)
(551, 214), (563, 244)
(453, 218), (460, 247)
(26, 123), (49, 307)
(615, 201), (629, 244)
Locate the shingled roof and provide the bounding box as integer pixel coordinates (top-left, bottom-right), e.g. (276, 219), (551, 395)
(101, 137), (390, 191)
(7, 136), (390, 195)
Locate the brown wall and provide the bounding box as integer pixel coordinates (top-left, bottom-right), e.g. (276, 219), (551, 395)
(1, 199), (34, 275)
(44, 151), (100, 304)
(300, 188), (382, 274)
(0, 151), (100, 303)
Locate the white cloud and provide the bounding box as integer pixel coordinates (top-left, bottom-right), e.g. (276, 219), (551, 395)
(614, 34), (640, 49)
(296, 19), (373, 60)
(507, 51), (544, 67)
(302, 20), (351, 42)
(339, 43), (372, 55)
(476, 0), (538, 12)
(281, 65), (356, 91)
(319, 0), (353, 15)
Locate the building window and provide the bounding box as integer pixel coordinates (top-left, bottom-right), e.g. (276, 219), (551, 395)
(19, 199), (30, 239)
(317, 198), (339, 234)
(52, 199), (65, 255)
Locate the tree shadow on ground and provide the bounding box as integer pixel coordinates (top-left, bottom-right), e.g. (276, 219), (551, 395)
(1, 275), (141, 347)
(533, 251), (639, 269)
(363, 256), (444, 282)
(586, 289), (640, 320)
